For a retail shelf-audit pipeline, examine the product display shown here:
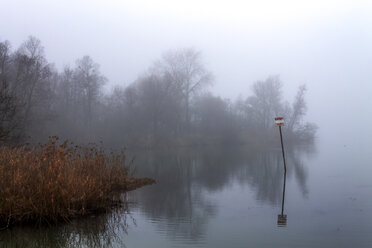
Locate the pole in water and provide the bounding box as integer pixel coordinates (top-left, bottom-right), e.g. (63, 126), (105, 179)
(275, 117), (287, 227)
(275, 117), (287, 172)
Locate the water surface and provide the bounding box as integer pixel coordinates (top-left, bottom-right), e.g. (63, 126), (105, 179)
(2, 140), (372, 248)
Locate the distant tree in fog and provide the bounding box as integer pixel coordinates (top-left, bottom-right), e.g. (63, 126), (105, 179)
(156, 48), (213, 130)
(246, 76), (283, 129)
(193, 93), (238, 144)
(0, 41), (11, 74)
(0, 37), (55, 142)
(0, 41), (18, 143)
(13, 37), (53, 125)
(57, 67), (78, 118)
(0, 82), (19, 143)
(75, 56), (106, 124)
(50, 66), (83, 139)
(288, 84), (307, 132)
(50, 56), (106, 140)
(111, 73), (182, 146)
(287, 85), (317, 142)
(0, 36), (316, 147)
(236, 76), (316, 143)
(136, 74), (181, 140)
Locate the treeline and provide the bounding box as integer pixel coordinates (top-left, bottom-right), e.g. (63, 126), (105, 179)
(0, 36), (316, 148)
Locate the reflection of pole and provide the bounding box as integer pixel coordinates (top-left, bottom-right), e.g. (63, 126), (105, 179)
(279, 125), (287, 173)
(281, 171), (287, 216)
(278, 170), (287, 227)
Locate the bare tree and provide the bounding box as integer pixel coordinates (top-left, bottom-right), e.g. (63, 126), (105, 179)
(12, 36), (53, 126)
(288, 84), (307, 132)
(75, 56), (106, 123)
(156, 48), (212, 130)
(0, 41), (11, 78)
(247, 75), (283, 129)
(0, 81), (19, 143)
(1, 38), (53, 143)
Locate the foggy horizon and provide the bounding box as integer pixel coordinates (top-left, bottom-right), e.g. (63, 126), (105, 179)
(2, 0), (371, 146)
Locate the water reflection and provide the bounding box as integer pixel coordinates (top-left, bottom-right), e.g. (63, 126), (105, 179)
(277, 170), (287, 227)
(0, 145), (314, 247)
(129, 145), (313, 243)
(0, 205), (131, 247)
(128, 149), (217, 244)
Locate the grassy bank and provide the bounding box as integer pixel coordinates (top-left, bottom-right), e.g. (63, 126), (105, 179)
(0, 138), (154, 228)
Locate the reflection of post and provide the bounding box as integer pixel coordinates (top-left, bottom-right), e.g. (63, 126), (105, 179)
(277, 170), (287, 227)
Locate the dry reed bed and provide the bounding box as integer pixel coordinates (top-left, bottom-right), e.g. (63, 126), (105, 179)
(0, 138), (154, 228)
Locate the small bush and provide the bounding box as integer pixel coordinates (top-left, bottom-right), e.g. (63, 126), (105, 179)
(0, 137), (154, 228)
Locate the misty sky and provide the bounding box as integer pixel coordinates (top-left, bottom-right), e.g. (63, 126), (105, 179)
(1, 0), (371, 145)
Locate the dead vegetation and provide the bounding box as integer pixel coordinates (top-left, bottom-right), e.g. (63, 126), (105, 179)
(0, 137), (154, 228)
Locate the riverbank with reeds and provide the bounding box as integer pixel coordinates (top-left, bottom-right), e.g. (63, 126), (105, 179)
(0, 138), (154, 229)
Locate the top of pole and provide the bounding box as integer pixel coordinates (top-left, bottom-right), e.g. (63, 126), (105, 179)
(275, 117), (284, 126)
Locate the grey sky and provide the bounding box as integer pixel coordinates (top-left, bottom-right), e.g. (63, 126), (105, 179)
(1, 0), (372, 144)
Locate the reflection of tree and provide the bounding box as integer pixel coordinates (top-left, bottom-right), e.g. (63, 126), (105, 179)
(0, 207), (131, 247)
(238, 150), (284, 205)
(290, 150), (309, 198)
(129, 149), (216, 244)
(130, 144), (312, 242)
(237, 148), (309, 205)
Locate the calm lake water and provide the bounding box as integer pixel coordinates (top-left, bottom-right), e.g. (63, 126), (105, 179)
(2, 139), (372, 247)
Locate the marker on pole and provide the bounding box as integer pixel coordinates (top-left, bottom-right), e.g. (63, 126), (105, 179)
(275, 117), (286, 172)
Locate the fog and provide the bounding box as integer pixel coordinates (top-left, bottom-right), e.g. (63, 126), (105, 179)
(2, 2), (372, 247)
(1, 0), (372, 147)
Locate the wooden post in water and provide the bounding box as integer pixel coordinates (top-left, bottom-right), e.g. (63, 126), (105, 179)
(275, 117), (288, 227)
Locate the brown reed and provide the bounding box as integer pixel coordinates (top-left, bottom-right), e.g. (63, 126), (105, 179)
(0, 137), (154, 228)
